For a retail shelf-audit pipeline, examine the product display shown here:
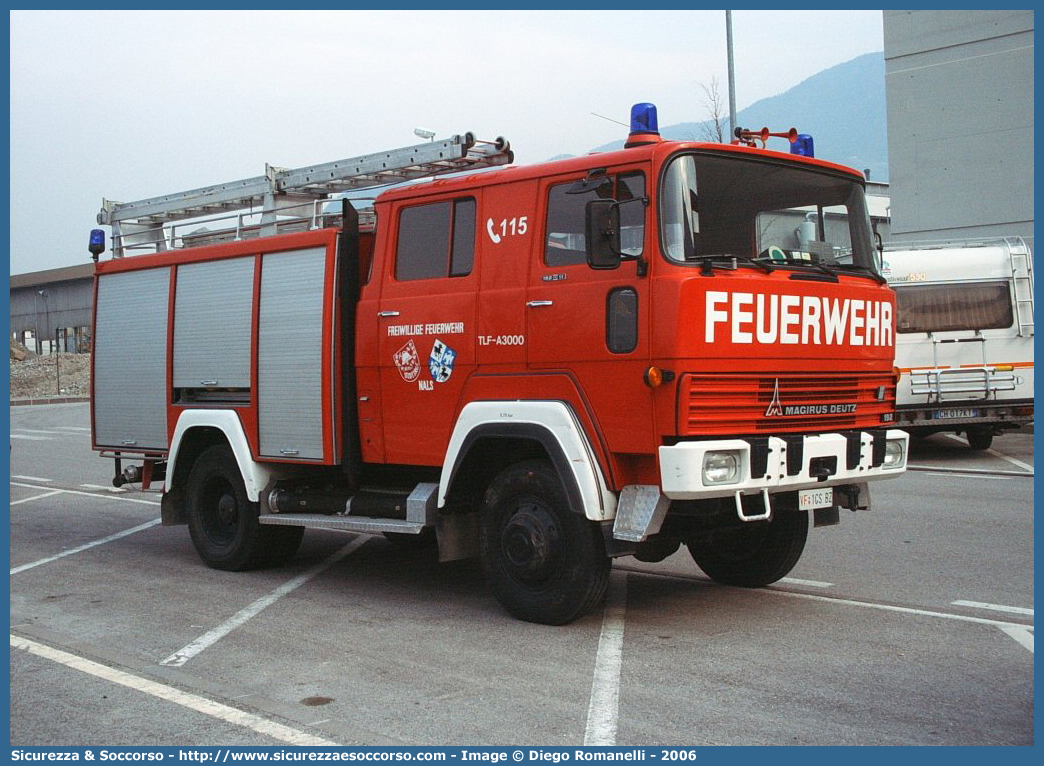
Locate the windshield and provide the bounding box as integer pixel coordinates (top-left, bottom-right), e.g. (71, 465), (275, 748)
(660, 152), (879, 274)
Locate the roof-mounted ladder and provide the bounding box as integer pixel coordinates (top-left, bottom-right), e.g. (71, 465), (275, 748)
(1005, 236), (1034, 337)
(98, 132), (512, 257)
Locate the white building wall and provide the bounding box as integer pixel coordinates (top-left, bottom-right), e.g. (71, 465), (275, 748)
(884, 10), (1034, 249)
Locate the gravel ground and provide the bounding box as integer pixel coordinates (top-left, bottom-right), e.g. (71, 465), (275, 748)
(10, 353), (90, 399)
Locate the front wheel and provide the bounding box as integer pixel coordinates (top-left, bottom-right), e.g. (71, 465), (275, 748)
(686, 511), (808, 587)
(186, 444), (303, 571)
(480, 460), (610, 625)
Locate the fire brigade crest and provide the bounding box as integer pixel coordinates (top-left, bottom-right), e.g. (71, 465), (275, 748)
(428, 339), (457, 383)
(393, 340), (421, 382)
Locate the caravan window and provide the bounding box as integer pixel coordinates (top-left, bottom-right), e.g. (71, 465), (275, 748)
(894, 281), (1014, 333)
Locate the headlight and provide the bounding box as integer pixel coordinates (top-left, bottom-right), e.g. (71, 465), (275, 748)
(703, 450), (740, 485)
(883, 439), (905, 468)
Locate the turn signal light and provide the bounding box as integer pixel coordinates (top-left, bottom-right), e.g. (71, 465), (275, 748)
(644, 366), (676, 388)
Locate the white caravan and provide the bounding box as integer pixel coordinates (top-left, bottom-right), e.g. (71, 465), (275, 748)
(883, 238), (1034, 450)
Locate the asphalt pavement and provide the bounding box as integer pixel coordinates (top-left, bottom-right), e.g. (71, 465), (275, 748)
(8, 403), (1034, 745)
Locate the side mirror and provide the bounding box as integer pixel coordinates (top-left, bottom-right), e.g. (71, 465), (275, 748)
(585, 199), (621, 269)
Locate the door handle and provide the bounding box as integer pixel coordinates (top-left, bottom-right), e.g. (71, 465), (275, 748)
(378, 310), (400, 318)
(526, 300), (554, 308)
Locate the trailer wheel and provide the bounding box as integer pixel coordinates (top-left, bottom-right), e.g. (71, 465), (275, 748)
(965, 428), (994, 451)
(186, 444), (302, 570)
(686, 511), (808, 587)
(479, 460), (609, 625)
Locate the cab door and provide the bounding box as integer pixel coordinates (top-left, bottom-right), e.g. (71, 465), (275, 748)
(377, 196), (479, 465)
(525, 169), (654, 454)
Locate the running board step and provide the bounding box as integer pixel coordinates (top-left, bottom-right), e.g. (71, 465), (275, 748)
(259, 481), (438, 535)
(258, 514), (426, 535)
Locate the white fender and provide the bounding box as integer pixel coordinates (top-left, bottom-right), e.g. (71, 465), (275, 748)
(167, 410), (296, 502)
(438, 401), (618, 521)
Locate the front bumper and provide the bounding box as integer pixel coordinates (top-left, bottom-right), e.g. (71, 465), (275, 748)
(658, 429), (908, 501)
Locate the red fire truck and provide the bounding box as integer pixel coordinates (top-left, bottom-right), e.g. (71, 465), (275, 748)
(90, 104), (908, 624)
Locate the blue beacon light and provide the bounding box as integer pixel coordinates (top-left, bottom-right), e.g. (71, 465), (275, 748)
(630, 103), (658, 134)
(790, 133), (815, 158)
(625, 103), (661, 148)
(88, 228), (106, 261)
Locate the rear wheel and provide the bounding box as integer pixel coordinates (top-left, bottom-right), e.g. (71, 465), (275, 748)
(965, 428), (994, 451)
(686, 511), (808, 587)
(186, 444), (303, 570)
(480, 460), (610, 625)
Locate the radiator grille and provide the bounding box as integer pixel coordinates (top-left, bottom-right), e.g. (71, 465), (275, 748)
(680, 372), (896, 435)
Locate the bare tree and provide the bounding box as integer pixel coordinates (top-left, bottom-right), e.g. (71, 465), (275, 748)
(697, 77), (727, 143)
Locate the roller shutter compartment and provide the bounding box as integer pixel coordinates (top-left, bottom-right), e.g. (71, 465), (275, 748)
(94, 267), (171, 450)
(258, 247), (328, 460)
(173, 256), (255, 391)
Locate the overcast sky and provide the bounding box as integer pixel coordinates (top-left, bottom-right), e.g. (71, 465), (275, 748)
(9, 9), (883, 274)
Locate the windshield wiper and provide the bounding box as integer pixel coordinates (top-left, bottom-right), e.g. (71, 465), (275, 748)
(689, 253), (775, 276)
(830, 262), (888, 284)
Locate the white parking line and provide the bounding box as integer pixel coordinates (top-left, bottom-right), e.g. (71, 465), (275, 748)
(11, 475), (53, 483)
(778, 577), (833, 588)
(944, 434), (1034, 473)
(56, 426), (91, 432)
(952, 600), (1033, 617)
(998, 625), (1034, 653)
(907, 465), (1019, 479)
(14, 428), (65, 435)
(766, 588), (1031, 630)
(10, 519), (161, 575)
(11, 634), (337, 746)
(10, 489), (64, 506)
(11, 482), (159, 506)
(584, 569), (628, 746)
(10, 434), (50, 441)
(620, 566), (1034, 634)
(161, 536), (371, 668)
(80, 483), (126, 493)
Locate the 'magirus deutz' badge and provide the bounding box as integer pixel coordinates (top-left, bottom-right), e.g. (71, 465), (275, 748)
(765, 379), (784, 417)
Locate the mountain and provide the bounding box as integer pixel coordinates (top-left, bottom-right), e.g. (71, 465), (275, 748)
(590, 52), (888, 180)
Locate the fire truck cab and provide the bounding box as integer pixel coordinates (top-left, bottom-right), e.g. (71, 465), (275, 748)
(91, 104), (908, 624)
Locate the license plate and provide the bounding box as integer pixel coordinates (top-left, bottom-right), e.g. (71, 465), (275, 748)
(933, 408), (980, 420)
(799, 488), (833, 510)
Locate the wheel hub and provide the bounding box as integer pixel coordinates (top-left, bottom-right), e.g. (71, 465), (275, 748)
(501, 502), (562, 586)
(201, 478), (238, 546)
(217, 493), (237, 526)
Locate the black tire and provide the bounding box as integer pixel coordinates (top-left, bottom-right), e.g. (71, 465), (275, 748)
(686, 511), (808, 587)
(479, 460), (610, 625)
(186, 444), (303, 571)
(966, 428), (994, 451)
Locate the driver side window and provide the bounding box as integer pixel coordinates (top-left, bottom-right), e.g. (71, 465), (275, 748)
(544, 172), (645, 267)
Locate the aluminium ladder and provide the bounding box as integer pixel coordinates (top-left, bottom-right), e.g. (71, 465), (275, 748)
(98, 132), (512, 258)
(1005, 236), (1034, 337)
